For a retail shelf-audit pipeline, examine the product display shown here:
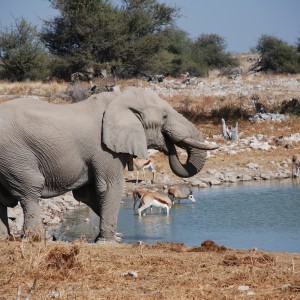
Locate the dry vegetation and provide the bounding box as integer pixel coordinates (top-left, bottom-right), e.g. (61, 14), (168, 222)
(1, 240), (299, 299)
(0, 80), (68, 103)
(1, 74), (300, 299)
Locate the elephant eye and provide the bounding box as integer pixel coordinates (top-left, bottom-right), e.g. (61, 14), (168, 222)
(162, 112), (167, 119)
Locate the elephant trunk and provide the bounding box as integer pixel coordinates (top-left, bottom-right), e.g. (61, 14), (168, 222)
(162, 110), (218, 178)
(167, 141), (207, 178)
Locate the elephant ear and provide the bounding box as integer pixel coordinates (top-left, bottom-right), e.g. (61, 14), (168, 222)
(102, 96), (148, 158)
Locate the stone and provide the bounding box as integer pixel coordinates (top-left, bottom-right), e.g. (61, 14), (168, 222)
(191, 180), (209, 188)
(249, 141), (271, 150)
(237, 174), (252, 181)
(260, 173), (273, 180)
(209, 180), (222, 185)
(225, 175), (238, 183)
(246, 163), (259, 170)
(238, 285), (249, 291)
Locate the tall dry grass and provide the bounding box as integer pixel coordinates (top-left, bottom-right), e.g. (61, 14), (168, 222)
(0, 80), (68, 97)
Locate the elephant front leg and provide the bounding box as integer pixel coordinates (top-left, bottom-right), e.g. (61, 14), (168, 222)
(0, 203), (10, 239)
(95, 182), (124, 243)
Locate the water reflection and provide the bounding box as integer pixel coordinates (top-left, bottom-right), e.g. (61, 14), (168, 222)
(54, 179), (300, 253)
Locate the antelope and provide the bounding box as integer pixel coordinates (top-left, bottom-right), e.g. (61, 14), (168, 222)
(168, 186), (196, 203)
(133, 189), (172, 217)
(133, 189), (148, 211)
(251, 95), (266, 114)
(133, 158), (156, 184)
(292, 154), (300, 177)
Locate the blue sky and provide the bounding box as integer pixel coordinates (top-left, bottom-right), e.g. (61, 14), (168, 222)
(0, 0), (299, 53)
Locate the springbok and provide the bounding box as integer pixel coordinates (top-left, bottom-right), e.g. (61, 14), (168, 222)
(133, 158), (156, 184)
(133, 188), (148, 211)
(168, 186), (196, 203)
(251, 95), (266, 114)
(292, 154), (300, 177)
(133, 189), (172, 217)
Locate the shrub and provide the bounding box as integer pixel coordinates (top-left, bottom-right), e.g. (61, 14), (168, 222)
(280, 98), (300, 115)
(252, 35), (300, 74)
(210, 103), (250, 122)
(0, 18), (50, 81)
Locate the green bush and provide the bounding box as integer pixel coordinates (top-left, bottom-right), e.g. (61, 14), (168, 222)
(0, 18), (50, 81)
(252, 35), (300, 74)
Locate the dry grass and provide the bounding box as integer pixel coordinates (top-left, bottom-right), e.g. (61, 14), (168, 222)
(0, 80), (68, 99)
(0, 240), (299, 299)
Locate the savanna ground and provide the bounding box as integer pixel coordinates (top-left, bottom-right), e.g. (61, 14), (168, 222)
(0, 70), (300, 299)
(0, 240), (299, 299)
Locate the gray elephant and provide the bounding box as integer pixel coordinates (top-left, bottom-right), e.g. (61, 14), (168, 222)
(0, 87), (218, 242)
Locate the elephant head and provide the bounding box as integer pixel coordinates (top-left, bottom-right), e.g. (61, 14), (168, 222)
(102, 87), (218, 178)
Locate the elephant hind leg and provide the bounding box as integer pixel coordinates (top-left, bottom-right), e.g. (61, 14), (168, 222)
(0, 203), (10, 239)
(0, 185), (19, 239)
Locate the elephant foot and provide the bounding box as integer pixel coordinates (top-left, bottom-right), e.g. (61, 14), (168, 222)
(95, 232), (123, 244)
(6, 234), (22, 242)
(95, 237), (120, 245)
(115, 232), (123, 238)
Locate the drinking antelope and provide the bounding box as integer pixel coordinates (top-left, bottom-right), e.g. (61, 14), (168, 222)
(133, 189), (172, 217)
(168, 186), (196, 203)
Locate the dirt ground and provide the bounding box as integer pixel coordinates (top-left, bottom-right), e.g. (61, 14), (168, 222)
(0, 239), (299, 299)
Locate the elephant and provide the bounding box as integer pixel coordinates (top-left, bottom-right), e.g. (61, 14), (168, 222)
(0, 87), (218, 242)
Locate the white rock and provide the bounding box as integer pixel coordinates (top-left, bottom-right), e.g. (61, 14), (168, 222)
(238, 285), (250, 291)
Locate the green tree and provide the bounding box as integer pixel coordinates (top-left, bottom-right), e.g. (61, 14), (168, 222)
(40, 0), (179, 78)
(0, 18), (50, 81)
(41, 0), (122, 78)
(254, 34), (299, 73)
(190, 34), (238, 76)
(163, 27), (193, 75)
(117, 0), (179, 75)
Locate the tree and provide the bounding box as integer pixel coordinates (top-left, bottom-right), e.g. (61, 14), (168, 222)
(190, 34), (238, 76)
(253, 34), (299, 74)
(40, 0), (179, 78)
(164, 27), (193, 75)
(40, 0), (123, 79)
(0, 18), (50, 81)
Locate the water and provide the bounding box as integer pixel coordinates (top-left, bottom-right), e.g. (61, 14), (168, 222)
(53, 179), (300, 253)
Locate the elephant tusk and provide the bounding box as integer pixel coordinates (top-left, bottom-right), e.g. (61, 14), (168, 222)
(182, 138), (219, 150)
